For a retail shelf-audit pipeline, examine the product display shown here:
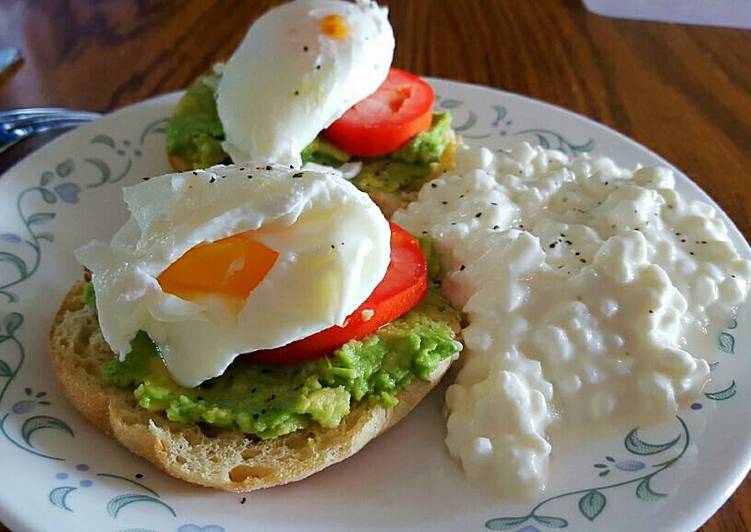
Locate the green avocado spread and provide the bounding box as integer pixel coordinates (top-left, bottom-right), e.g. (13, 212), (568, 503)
(166, 72), (454, 193)
(94, 258), (460, 439)
(165, 73), (228, 169)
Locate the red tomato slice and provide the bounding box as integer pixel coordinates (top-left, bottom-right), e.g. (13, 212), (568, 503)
(323, 68), (435, 158)
(249, 222), (428, 365)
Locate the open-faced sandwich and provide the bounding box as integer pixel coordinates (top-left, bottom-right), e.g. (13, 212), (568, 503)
(165, 0), (457, 215)
(49, 163), (462, 491)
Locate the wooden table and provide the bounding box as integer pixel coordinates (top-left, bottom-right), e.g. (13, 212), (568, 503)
(1, 1), (749, 530)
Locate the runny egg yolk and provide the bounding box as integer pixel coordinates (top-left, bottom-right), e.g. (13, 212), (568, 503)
(320, 14), (349, 39)
(158, 231), (278, 302)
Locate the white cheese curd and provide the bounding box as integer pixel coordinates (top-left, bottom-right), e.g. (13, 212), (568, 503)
(393, 142), (751, 497)
(76, 164), (390, 387)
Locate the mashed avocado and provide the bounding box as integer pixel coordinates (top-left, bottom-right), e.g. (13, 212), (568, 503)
(101, 301), (459, 439)
(351, 159), (432, 194)
(165, 72), (453, 192)
(392, 112), (453, 165)
(300, 137), (351, 167)
(165, 73), (228, 169)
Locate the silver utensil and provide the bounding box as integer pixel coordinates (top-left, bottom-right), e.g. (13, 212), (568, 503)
(0, 107), (102, 155)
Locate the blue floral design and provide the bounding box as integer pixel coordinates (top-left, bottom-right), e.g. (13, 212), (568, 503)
(11, 387), (50, 414)
(593, 456), (646, 477)
(0, 234), (21, 243)
(53, 182), (81, 204)
(178, 525), (226, 532)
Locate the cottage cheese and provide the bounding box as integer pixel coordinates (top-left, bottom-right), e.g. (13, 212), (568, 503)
(393, 143), (751, 496)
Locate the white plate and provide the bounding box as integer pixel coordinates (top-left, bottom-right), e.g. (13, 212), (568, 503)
(0, 79), (749, 532)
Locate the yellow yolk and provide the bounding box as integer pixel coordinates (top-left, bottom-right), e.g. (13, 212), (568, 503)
(320, 14), (349, 39)
(158, 231), (278, 302)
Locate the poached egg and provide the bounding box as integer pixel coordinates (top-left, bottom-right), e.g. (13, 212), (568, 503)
(76, 164), (391, 387)
(216, 0), (395, 167)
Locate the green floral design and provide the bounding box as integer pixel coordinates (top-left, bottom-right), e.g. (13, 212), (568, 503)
(486, 417), (690, 529)
(85, 118), (167, 188)
(48, 470), (176, 518)
(0, 116), (176, 526)
(703, 318), (739, 402)
(0, 313), (24, 405)
(0, 161), (78, 303)
(718, 318), (737, 354)
(0, 118), (166, 302)
(514, 129), (595, 156)
(0, 312), (74, 460)
(434, 95), (595, 154)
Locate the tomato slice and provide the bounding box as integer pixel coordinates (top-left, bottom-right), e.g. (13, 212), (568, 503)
(323, 68), (435, 158)
(249, 222), (428, 365)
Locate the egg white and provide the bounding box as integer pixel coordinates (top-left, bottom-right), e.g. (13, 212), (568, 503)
(76, 164), (391, 387)
(217, 0), (395, 167)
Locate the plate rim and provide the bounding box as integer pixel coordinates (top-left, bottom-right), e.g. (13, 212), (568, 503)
(0, 79), (749, 531)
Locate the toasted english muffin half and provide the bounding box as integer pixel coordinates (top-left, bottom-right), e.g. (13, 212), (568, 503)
(50, 282), (459, 492)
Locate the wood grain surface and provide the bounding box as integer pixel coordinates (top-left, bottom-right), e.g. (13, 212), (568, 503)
(1, 1), (750, 530)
